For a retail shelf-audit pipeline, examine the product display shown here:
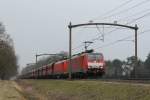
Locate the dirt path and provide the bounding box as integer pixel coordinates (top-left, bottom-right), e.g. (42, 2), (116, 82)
(0, 80), (26, 100)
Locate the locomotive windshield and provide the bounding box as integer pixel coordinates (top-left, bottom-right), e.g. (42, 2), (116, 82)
(88, 53), (103, 62)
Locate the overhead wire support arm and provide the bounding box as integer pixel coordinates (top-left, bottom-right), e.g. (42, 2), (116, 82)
(36, 53), (60, 57)
(68, 23), (138, 30)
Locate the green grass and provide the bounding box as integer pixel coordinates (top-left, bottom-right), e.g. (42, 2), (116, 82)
(18, 80), (150, 100)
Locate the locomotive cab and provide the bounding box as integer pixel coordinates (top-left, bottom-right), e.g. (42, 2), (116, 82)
(87, 53), (105, 76)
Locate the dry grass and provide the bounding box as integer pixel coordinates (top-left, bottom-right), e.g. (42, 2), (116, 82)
(17, 79), (150, 100)
(0, 80), (26, 100)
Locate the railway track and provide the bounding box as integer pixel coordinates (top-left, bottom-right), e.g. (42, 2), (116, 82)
(79, 78), (150, 84)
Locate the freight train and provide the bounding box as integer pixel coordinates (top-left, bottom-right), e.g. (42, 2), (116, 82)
(21, 51), (106, 79)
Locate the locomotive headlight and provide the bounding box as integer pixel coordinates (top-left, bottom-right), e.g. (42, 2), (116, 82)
(100, 66), (103, 69)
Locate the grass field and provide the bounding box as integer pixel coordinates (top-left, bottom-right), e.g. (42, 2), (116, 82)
(17, 79), (150, 100)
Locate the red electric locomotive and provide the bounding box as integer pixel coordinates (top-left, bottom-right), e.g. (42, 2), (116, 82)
(24, 52), (105, 79)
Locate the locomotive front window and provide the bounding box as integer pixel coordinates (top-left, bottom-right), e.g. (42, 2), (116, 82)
(88, 53), (103, 62)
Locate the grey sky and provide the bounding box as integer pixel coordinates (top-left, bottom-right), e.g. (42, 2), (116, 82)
(0, 0), (150, 70)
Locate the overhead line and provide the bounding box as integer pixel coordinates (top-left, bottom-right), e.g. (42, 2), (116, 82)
(72, 44), (84, 51)
(91, 0), (134, 21)
(127, 12), (150, 24)
(88, 8), (150, 42)
(90, 10), (150, 42)
(118, 8), (150, 22)
(101, 0), (150, 20)
(72, 28), (150, 52)
(94, 29), (150, 50)
(73, 10), (150, 51)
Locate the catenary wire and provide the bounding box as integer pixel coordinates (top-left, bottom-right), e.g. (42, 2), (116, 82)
(73, 4), (150, 51)
(94, 29), (150, 50)
(100, 0), (150, 20)
(91, 0), (134, 21)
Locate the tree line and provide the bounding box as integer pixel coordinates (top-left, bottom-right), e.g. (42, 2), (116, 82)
(0, 22), (18, 80)
(104, 54), (150, 79)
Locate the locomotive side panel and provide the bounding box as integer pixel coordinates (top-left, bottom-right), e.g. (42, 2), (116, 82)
(71, 57), (82, 73)
(63, 61), (68, 74)
(54, 62), (64, 75)
(80, 54), (88, 73)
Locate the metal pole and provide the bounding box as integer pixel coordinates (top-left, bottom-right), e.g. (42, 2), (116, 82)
(69, 22), (72, 79)
(134, 24), (138, 78)
(135, 24), (138, 61)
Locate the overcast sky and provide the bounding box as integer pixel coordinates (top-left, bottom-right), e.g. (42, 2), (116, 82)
(0, 0), (150, 70)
